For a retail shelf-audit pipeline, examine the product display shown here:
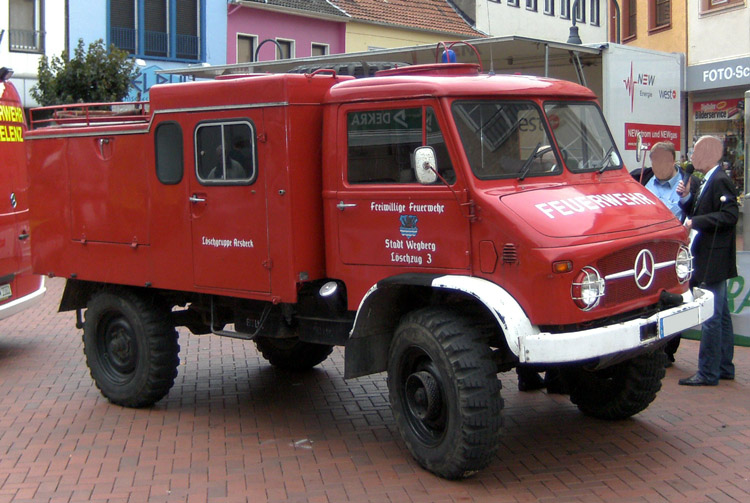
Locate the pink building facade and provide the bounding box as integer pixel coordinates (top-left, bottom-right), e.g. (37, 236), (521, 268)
(227, 5), (347, 64)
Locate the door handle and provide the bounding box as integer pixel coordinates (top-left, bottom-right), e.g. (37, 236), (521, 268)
(18, 232), (29, 240)
(189, 195), (206, 203)
(336, 201), (357, 211)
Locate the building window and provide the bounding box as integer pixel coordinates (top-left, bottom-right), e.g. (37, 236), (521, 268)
(109, 0), (202, 61)
(311, 43), (328, 57)
(560, 0), (570, 19)
(623, 0), (637, 40)
(650, 0), (671, 30)
(276, 39), (294, 60)
(9, 0), (44, 53)
(590, 0), (600, 25)
(526, 0), (537, 10)
(237, 34), (256, 63)
(573, 0), (585, 22)
(544, 0), (554, 15)
(508, 0), (519, 6)
(700, 0), (744, 12)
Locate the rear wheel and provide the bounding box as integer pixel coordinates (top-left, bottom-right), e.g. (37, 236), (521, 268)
(564, 351), (667, 420)
(387, 307), (503, 479)
(254, 336), (333, 371)
(83, 290), (180, 408)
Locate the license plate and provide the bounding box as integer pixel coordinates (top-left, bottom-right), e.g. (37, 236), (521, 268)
(0, 283), (11, 301)
(659, 309), (698, 338)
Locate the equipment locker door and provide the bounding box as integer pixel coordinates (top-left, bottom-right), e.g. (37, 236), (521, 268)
(188, 115), (271, 293)
(335, 105), (471, 270)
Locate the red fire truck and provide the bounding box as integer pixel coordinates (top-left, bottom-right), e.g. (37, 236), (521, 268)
(0, 68), (45, 321)
(27, 62), (713, 479)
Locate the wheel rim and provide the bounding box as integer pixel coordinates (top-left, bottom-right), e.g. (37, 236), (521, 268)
(398, 346), (448, 446)
(97, 313), (138, 384)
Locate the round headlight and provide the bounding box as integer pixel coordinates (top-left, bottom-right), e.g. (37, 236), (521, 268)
(675, 245), (693, 283)
(571, 266), (605, 311)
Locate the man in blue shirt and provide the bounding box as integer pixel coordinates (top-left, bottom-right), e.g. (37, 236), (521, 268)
(645, 141), (686, 222)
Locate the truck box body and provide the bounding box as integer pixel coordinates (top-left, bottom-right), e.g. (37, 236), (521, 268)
(28, 74), (344, 303)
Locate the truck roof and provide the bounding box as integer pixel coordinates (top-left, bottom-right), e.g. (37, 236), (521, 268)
(325, 63), (597, 103)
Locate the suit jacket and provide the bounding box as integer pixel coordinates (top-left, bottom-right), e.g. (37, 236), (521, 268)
(680, 166), (738, 285)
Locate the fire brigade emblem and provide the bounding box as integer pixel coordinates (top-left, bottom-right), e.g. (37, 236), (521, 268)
(399, 215), (419, 239)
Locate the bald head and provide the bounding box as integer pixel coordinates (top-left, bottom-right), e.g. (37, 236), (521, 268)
(692, 136), (724, 173)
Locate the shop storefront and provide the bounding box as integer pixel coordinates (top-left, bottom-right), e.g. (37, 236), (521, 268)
(687, 56), (750, 193)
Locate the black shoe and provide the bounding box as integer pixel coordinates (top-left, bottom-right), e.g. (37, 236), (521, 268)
(518, 372), (545, 392)
(720, 374), (735, 380)
(678, 373), (718, 386)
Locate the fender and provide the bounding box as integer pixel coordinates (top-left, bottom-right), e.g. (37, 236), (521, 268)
(345, 273), (537, 378)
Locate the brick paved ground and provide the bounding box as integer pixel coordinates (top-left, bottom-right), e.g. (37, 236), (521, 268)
(0, 278), (748, 503)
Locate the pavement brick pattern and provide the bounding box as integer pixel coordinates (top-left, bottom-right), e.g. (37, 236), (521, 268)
(0, 278), (748, 502)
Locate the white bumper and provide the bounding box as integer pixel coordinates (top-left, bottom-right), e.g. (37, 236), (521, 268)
(518, 287), (714, 364)
(0, 277), (46, 321)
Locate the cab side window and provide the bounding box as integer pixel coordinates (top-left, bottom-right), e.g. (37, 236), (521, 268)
(195, 121), (256, 184)
(347, 107), (455, 184)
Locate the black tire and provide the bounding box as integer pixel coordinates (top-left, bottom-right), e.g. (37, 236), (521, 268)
(387, 307), (503, 479)
(83, 289), (180, 408)
(565, 351), (667, 420)
(254, 336), (333, 371)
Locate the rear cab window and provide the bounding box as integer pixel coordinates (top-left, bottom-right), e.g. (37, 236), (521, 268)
(195, 121), (257, 185)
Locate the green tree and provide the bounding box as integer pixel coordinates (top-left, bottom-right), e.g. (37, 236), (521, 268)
(31, 39), (138, 106)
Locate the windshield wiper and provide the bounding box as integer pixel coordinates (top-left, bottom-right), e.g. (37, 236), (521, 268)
(597, 146), (615, 173)
(517, 142), (543, 181)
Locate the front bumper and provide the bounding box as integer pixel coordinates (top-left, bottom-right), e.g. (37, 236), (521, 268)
(518, 287), (714, 364)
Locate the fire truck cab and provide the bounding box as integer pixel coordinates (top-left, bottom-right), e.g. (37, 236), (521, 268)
(27, 63), (713, 479)
(0, 68), (45, 321)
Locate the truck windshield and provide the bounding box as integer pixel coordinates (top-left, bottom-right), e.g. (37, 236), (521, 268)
(543, 102), (622, 173)
(452, 101), (561, 180)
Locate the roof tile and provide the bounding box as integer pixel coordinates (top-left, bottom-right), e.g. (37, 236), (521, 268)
(331, 0), (483, 38)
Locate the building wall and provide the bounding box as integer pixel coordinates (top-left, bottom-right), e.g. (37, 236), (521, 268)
(344, 22), (471, 53)
(226, 7), (346, 63)
(0, 0), (67, 107)
(687, 0), (749, 65)
(474, 0), (609, 44)
(619, 2), (687, 53)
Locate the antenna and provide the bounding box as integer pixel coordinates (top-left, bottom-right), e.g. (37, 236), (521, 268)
(486, 0), (494, 74)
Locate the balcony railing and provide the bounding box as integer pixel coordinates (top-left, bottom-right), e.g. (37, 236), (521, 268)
(110, 27), (199, 61)
(177, 34), (199, 61)
(144, 30), (168, 58)
(111, 26), (136, 54)
(9, 29), (44, 53)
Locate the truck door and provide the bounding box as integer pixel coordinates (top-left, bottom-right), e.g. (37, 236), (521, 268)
(335, 105), (470, 271)
(188, 116), (270, 293)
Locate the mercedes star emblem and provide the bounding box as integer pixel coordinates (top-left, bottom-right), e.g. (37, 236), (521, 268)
(634, 249), (655, 290)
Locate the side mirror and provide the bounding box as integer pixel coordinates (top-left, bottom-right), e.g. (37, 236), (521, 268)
(413, 146), (438, 184)
(635, 132), (646, 163)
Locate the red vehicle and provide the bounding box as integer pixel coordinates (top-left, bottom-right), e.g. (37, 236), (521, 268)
(0, 68), (45, 321)
(27, 62), (713, 479)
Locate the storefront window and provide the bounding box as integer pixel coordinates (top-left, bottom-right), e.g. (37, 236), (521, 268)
(691, 97), (745, 191)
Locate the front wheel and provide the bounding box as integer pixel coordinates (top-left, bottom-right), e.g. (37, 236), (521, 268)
(387, 308), (503, 479)
(564, 351), (667, 420)
(83, 289), (180, 408)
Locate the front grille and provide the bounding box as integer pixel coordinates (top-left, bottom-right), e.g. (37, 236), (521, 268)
(597, 241), (680, 308)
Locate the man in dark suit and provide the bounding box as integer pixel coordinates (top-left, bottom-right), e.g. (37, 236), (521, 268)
(676, 136), (737, 386)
